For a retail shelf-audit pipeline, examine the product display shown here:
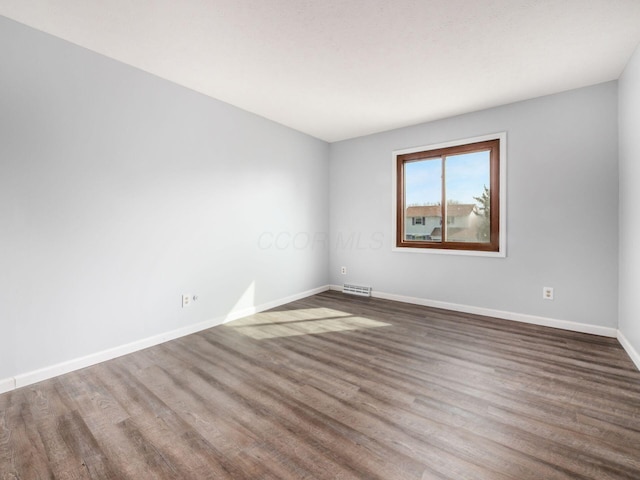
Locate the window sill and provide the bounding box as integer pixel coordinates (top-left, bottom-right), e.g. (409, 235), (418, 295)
(392, 245), (506, 257)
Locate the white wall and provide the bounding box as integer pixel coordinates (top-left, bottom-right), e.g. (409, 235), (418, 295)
(619, 42), (640, 364)
(330, 82), (619, 330)
(0, 14), (632, 388)
(0, 17), (329, 384)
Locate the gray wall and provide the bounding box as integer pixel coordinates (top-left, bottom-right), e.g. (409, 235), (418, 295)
(0, 17), (329, 381)
(330, 82), (619, 328)
(0, 14), (630, 383)
(619, 43), (640, 355)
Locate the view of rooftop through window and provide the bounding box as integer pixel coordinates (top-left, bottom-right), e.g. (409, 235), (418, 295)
(403, 149), (491, 244)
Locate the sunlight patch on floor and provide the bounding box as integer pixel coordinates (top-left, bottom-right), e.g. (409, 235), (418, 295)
(229, 307), (351, 326)
(227, 308), (391, 339)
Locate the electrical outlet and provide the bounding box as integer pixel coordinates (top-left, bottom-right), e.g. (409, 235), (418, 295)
(543, 287), (554, 300)
(182, 294), (191, 308)
(341, 266), (347, 275)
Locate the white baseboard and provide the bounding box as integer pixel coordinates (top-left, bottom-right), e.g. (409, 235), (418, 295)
(2, 285), (330, 394)
(2, 284), (631, 395)
(220, 285), (330, 324)
(329, 285), (618, 338)
(617, 331), (640, 371)
(0, 377), (15, 395)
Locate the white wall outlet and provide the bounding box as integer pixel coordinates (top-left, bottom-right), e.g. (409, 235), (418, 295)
(341, 266), (347, 275)
(543, 287), (554, 300)
(182, 294), (191, 308)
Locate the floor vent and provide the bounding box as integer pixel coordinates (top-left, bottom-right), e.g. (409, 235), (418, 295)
(343, 284), (372, 297)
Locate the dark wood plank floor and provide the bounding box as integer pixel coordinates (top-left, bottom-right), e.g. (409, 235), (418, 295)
(2, 291), (640, 479)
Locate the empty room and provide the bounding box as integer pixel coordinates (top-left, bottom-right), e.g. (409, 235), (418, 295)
(2, 1), (640, 479)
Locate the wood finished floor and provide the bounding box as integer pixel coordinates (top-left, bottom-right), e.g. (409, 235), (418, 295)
(2, 291), (640, 479)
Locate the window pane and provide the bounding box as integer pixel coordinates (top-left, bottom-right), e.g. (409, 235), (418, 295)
(396, 137), (501, 252)
(444, 151), (491, 243)
(404, 158), (441, 242)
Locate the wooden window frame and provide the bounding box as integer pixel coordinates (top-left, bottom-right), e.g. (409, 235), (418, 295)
(395, 138), (501, 253)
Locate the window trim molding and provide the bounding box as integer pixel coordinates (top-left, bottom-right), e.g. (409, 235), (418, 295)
(391, 132), (507, 257)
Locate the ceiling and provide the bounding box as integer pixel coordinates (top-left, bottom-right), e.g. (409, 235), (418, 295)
(1, 1), (640, 142)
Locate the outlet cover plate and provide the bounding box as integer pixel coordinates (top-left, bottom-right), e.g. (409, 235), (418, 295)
(182, 294), (191, 308)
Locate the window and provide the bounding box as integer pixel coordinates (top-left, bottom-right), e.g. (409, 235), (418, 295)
(394, 134), (505, 255)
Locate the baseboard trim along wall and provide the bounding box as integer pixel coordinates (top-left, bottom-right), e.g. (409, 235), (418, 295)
(1, 285), (631, 395)
(330, 285), (618, 338)
(0, 377), (15, 395)
(617, 330), (640, 371)
(0, 285), (331, 395)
